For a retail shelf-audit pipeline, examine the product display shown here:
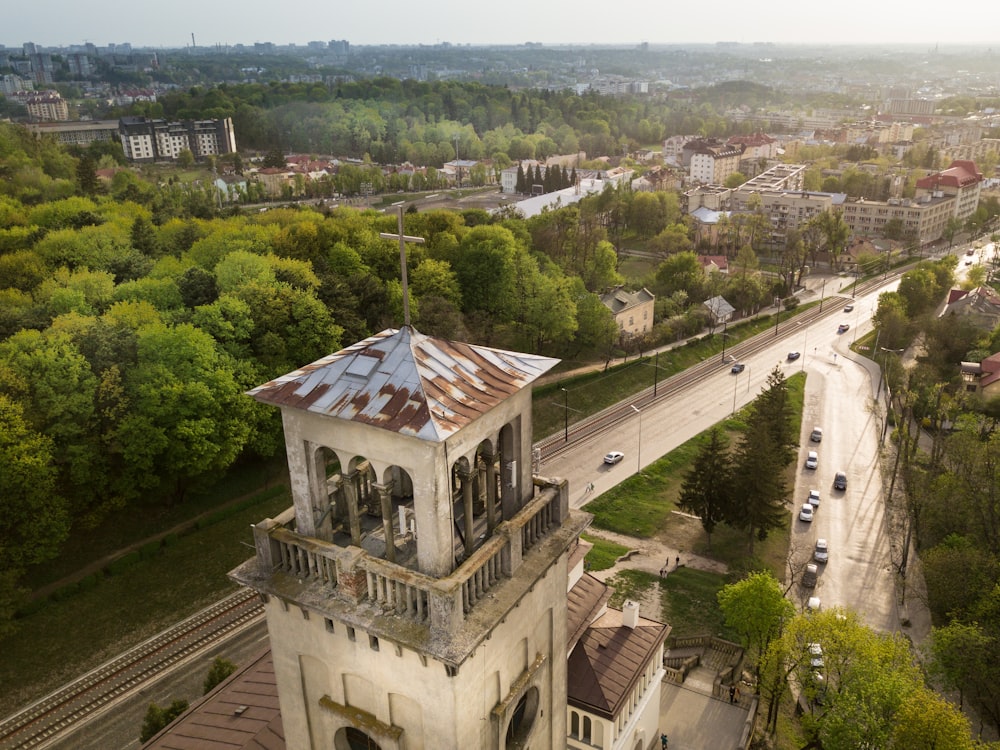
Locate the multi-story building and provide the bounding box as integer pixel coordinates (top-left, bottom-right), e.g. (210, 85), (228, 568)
(23, 91), (68, 121)
(685, 139), (744, 185)
(118, 116), (237, 162)
(25, 119), (120, 146)
(915, 159), (983, 222)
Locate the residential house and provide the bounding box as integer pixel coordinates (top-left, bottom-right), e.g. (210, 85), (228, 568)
(941, 286), (1000, 331)
(601, 287), (656, 339)
(960, 352), (1000, 398)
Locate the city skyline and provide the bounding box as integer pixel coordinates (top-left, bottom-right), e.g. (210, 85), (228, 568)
(7, 0), (1000, 51)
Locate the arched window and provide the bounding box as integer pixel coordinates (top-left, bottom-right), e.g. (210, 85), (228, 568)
(583, 716), (592, 743)
(570, 711), (580, 738)
(336, 727), (383, 750)
(505, 687), (539, 747)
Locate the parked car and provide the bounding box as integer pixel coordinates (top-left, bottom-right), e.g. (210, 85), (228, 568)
(787, 351), (801, 361)
(802, 562), (818, 588)
(799, 504), (815, 522)
(731, 362), (745, 374)
(810, 427), (823, 442)
(814, 538), (829, 563)
(808, 642), (825, 669)
(808, 490), (821, 507)
(843, 304), (854, 313)
(805, 450), (818, 469)
(837, 323), (850, 333)
(807, 596), (822, 612)
(604, 451), (624, 465)
(833, 471), (847, 490)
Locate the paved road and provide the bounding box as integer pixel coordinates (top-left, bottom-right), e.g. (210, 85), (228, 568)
(542, 282), (909, 636)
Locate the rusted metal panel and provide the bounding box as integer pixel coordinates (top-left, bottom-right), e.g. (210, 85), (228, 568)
(246, 327), (559, 441)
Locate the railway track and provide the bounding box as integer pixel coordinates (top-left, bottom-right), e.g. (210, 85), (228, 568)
(0, 588), (263, 750)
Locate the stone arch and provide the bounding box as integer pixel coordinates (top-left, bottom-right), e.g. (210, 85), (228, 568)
(449, 453), (478, 563)
(308, 444), (343, 541)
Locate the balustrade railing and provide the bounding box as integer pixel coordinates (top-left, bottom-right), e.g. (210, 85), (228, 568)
(257, 480), (565, 632)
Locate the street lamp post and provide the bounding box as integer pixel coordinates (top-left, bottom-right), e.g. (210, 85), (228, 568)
(732, 372), (739, 415)
(562, 388), (568, 443)
(720, 319), (729, 363)
(653, 351), (660, 397)
(630, 404), (642, 474)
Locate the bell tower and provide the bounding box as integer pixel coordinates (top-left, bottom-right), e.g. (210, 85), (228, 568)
(231, 326), (588, 750)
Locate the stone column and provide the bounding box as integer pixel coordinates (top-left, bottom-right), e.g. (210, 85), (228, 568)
(372, 481), (396, 563)
(482, 447), (498, 535)
(459, 467), (476, 558)
(342, 470), (363, 547)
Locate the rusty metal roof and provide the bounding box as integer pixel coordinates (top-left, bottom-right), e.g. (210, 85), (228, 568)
(246, 327), (559, 441)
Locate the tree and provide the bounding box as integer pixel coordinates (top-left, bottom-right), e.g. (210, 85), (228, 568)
(677, 427), (733, 547)
(889, 688), (976, 750)
(724, 172), (747, 188)
(75, 154), (100, 196)
(140, 699), (189, 742)
(729, 411), (788, 553)
(717, 571), (795, 675)
(203, 656), (237, 694)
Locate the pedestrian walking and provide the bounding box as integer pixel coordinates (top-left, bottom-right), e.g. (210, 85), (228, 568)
(728, 685), (736, 703)
(675, 555), (680, 568)
(660, 733), (668, 749)
(734, 686), (741, 704)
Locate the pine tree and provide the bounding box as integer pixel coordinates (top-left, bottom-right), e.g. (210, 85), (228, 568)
(516, 165), (526, 194)
(729, 417), (787, 554)
(677, 427), (733, 549)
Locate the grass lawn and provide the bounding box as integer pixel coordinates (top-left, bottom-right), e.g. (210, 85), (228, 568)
(0, 485), (291, 716)
(581, 533), (630, 572)
(658, 567), (737, 639)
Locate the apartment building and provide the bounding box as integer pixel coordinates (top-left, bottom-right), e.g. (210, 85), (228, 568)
(118, 116), (237, 162)
(26, 119), (120, 146)
(23, 91), (69, 121)
(687, 140), (744, 185)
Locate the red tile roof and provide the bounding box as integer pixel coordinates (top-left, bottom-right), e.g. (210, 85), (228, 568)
(566, 608), (669, 719)
(915, 160), (982, 189)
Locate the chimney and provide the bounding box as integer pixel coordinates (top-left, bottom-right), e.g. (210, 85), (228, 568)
(622, 600), (640, 629)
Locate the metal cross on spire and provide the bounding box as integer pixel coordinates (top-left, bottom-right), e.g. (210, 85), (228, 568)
(379, 204), (425, 329)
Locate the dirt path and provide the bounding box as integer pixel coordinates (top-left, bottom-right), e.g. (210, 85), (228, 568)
(584, 514), (730, 621)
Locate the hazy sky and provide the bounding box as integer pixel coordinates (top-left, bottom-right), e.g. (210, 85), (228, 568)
(6, 0), (999, 49)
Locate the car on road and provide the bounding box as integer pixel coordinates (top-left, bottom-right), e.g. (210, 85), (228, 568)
(799, 504), (815, 522)
(808, 642), (825, 669)
(805, 450), (818, 469)
(837, 323), (850, 333)
(967, 248), (976, 256)
(731, 362), (745, 373)
(833, 471), (847, 490)
(814, 538), (829, 563)
(787, 351), (801, 361)
(603, 451), (624, 465)
(810, 427), (823, 442)
(807, 596), (822, 612)
(808, 489), (821, 507)
(802, 562), (818, 587)
(965, 258), (974, 265)
(843, 304), (854, 312)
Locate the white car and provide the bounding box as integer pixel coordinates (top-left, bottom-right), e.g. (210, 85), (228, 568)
(808, 490), (821, 507)
(799, 504), (814, 522)
(814, 538), (829, 563)
(807, 596), (822, 612)
(603, 451), (624, 465)
(810, 427), (823, 443)
(805, 451), (818, 469)
(808, 642), (825, 669)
